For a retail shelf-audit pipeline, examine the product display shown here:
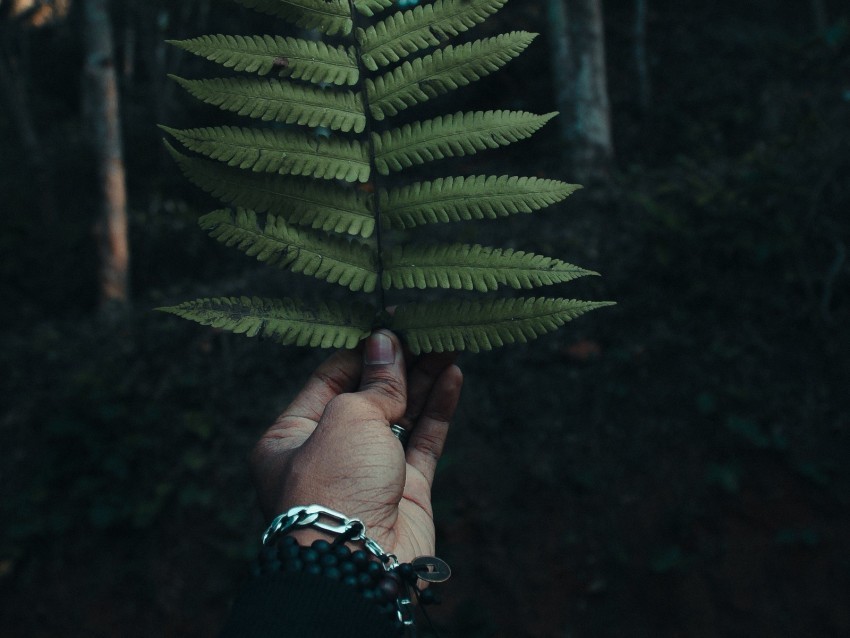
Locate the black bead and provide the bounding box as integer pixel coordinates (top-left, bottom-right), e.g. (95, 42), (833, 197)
(397, 563), (415, 580)
(311, 539), (331, 554)
(264, 559), (282, 573)
(340, 561), (357, 576)
(301, 548), (319, 564)
(379, 601), (396, 616)
(366, 561), (382, 577)
(259, 545), (277, 562)
(419, 588), (439, 605)
(378, 576), (400, 601)
(333, 544), (352, 559)
(320, 553), (338, 568)
(278, 544), (300, 560)
(342, 575), (359, 589)
(323, 566), (341, 580)
(357, 573), (374, 589)
(280, 535), (298, 547)
(305, 563), (322, 576)
(361, 588), (377, 601)
(283, 558), (304, 572)
(351, 550), (369, 566)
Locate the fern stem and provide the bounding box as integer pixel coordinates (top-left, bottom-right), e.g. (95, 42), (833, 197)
(348, 0), (387, 318)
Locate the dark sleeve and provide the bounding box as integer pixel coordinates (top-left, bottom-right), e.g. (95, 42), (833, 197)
(219, 571), (399, 638)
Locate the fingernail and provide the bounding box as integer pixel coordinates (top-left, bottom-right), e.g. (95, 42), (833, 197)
(365, 332), (395, 365)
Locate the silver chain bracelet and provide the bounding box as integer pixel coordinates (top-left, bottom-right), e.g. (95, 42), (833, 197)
(263, 504), (415, 627)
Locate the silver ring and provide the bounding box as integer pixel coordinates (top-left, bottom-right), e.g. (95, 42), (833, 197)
(390, 424), (410, 447)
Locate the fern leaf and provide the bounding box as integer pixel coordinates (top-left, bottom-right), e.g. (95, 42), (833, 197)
(169, 75), (366, 133)
(354, 0), (394, 17)
(358, 0), (507, 71)
(166, 35), (358, 85)
(382, 175), (581, 229)
(383, 244), (596, 292)
(160, 125), (370, 183)
(367, 31), (537, 120)
(390, 298), (616, 354)
(165, 143), (376, 238)
(373, 110), (556, 174)
(159, 296), (374, 348)
(200, 209), (378, 292)
(232, 0), (352, 36)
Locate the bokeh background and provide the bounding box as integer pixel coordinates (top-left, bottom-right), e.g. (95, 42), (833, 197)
(1, 1), (848, 636)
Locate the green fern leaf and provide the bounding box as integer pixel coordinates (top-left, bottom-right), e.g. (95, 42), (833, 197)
(165, 143), (376, 238)
(169, 75), (366, 133)
(367, 31), (537, 120)
(382, 175), (581, 229)
(354, 0), (394, 17)
(160, 125), (370, 183)
(166, 35), (358, 85)
(200, 209), (378, 292)
(232, 0), (352, 36)
(373, 110), (556, 174)
(159, 296), (374, 348)
(358, 0), (507, 71)
(383, 244), (596, 292)
(390, 298), (616, 354)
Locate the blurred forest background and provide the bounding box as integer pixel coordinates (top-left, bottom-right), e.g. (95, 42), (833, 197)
(1, 0), (849, 636)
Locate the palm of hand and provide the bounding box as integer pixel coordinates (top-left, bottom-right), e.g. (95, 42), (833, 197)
(251, 334), (461, 563)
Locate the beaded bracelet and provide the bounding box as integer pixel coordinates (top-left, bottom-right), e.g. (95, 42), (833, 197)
(257, 505), (451, 635)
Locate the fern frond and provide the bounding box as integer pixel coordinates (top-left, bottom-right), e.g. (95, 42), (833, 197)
(367, 31), (537, 120)
(232, 0), (352, 36)
(165, 143), (376, 238)
(354, 0), (394, 17)
(169, 75), (366, 133)
(390, 298), (616, 354)
(159, 296), (374, 348)
(166, 35), (358, 85)
(160, 125), (370, 183)
(373, 110), (556, 174)
(200, 209), (378, 292)
(358, 0), (507, 71)
(383, 244), (596, 292)
(382, 175), (581, 229)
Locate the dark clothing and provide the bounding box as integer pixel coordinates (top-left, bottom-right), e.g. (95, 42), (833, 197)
(219, 571), (398, 637)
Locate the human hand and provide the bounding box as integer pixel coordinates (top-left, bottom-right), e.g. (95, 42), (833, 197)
(251, 330), (463, 563)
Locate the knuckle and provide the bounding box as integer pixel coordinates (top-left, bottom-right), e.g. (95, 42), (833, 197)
(365, 370), (407, 405)
(413, 429), (445, 462)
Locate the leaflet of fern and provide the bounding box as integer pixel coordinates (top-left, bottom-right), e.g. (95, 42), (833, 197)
(161, 125), (370, 182)
(166, 144), (376, 238)
(357, 0), (508, 70)
(164, 296), (373, 348)
(169, 75), (366, 133)
(167, 35), (359, 85)
(389, 298), (614, 354)
(373, 111), (557, 174)
(200, 209), (378, 292)
(160, 0), (613, 353)
(381, 176), (582, 229)
(366, 32), (537, 120)
(382, 245), (596, 292)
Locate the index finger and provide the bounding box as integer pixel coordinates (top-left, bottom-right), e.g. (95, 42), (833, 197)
(268, 347), (363, 440)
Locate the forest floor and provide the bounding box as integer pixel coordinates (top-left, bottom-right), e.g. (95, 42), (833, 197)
(1, 172), (848, 637)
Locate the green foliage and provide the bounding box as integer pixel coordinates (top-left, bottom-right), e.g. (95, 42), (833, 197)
(161, 0), (611, 353)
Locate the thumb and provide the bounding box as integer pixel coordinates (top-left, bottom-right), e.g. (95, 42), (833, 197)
(357, 330), (407, 424)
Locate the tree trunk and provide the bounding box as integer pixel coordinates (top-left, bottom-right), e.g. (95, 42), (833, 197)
(548, 0), (614, 181)
(0, 46), (57, 221)
(84, 0), (130, 307)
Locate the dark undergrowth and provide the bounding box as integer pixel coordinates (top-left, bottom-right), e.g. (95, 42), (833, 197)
(1, 1), (849, 636)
